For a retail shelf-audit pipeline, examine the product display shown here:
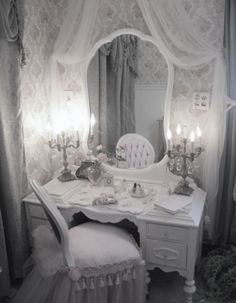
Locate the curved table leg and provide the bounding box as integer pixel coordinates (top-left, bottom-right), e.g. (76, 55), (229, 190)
(146, 270), (151, 299)
(183, 279), (196, 303)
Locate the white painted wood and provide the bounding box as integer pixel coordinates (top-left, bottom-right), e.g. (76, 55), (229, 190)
(23, 174), (206, 303)
(83, 27), (174, 149)
(184, 280), (196, 303)
(146, 239), (187, 269)
(146, 224), (188, 242)
(28, 204), (47, 219)
(31, 218), (49, 231)
(102, 155), (174, 183)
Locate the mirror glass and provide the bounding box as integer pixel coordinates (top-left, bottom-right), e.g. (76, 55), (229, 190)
(87, 34), (168, 164)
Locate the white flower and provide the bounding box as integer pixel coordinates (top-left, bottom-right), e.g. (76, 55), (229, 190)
(96, 152), (108, 162)
(96, 144), (103, 151)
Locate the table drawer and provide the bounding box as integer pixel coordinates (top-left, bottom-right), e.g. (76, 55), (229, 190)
(31, 217), (49, 231)
(146, 223), (188, 242)
(28, 204), (47, 219)
(146, 239), (187, 269)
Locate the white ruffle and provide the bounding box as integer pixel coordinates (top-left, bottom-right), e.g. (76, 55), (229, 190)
(68, 267), (81, 281)
(31, 225), (144, 291)
(32, 225), (64, 279)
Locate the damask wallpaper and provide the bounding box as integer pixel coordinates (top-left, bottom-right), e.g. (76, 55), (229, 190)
(21, 0), (68, 183)
(93, 0), (150, 43)
(21, 0), (225, 184)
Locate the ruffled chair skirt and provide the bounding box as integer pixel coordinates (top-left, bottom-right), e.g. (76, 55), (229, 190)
(12, 263), (146, 303)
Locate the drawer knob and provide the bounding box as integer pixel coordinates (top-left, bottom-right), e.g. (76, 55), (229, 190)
(164, 231), (168, 238)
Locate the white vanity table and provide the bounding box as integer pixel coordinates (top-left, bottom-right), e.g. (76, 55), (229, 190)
(23, 157), (206, 303)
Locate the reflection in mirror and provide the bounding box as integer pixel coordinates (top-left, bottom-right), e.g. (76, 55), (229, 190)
(88, 34), (168, 164)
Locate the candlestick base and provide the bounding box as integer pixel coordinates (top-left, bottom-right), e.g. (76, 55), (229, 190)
(174, 179), (194, 196)
(58, 169), (76, 182)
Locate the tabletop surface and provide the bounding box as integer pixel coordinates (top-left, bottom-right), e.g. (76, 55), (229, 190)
(23, 178), (206, 228)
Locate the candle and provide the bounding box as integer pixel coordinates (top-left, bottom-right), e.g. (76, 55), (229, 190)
(196, 126), (202, 146)
(90, 113), (96, 135)
(167, 129), (172, 150)
(56, 134), (60, 145)
(182, 125), (188, 139)
(45, 122), (51, 141)
(176, 124), (182, 136)
(190, 130), (195, 153)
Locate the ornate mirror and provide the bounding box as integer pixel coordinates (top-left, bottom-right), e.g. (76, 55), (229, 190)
(87, 32), (168, 166)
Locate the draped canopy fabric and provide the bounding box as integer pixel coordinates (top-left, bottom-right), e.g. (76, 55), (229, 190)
(96, 35), (138, 153)
(100, 35), (138, 76)
(0, 0), (28, 281)
(47, 0), (226, 236)
(0, 0), (19, 42)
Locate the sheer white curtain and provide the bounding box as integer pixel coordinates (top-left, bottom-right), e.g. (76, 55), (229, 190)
(47, 0), (226, 236)
(137, 0), (226, 236)
(46, 0), (101, 150)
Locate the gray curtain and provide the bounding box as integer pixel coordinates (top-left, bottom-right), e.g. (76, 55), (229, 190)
(0, 209), (10, 297)
(98, 35), (138, 154)
(0, 0), (28, 282)
(214, 0), (236, 243)
(0, 0), (19, 42)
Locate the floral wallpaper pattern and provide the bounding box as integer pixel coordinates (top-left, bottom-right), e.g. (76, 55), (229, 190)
(183, 0), (224, 48)
(21, 0), (225, 184)
(93, 0), (150, 43)
(21, 0), (68, 183)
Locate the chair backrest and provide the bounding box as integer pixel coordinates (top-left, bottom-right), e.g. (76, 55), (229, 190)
(116, 133), (155, 168)
(30, 180), (75, 268)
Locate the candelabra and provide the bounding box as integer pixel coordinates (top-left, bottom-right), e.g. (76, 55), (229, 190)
(167, 134), (204, 196)
(48, 131), (80, 182)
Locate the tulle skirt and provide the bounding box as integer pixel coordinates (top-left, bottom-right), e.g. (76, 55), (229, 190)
(12, 264), (146, 303)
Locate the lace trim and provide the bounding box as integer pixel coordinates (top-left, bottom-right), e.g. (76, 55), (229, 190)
(62, 231), (144, 282)
(61, 257), (144, 277)
(59, 259), (145, 290)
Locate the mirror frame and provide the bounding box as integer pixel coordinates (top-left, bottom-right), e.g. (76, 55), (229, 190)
(84, 28), (174, 169)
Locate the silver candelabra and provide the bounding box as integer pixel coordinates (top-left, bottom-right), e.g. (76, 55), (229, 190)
(48, 131), (80, 182)
(167, 138), (204, 196)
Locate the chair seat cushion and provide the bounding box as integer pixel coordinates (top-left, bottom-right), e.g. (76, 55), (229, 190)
(69, 222), (141, 274)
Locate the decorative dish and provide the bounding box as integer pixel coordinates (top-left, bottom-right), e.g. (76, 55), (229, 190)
(129, 182), (149, 198)
(130, 189), (149, 198)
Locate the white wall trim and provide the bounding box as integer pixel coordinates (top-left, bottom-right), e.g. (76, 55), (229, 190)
(135, 84), (167, 91)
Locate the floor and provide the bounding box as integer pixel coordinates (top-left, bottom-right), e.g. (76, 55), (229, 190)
(148, 268), (235, 303)
(149, 268), (206, 303)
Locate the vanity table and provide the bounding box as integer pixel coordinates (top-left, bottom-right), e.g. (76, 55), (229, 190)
(23, 159), (206, 303)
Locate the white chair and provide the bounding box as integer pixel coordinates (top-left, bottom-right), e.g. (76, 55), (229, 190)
(12, 180), (146, 303)
(116, 133), (155, 168)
